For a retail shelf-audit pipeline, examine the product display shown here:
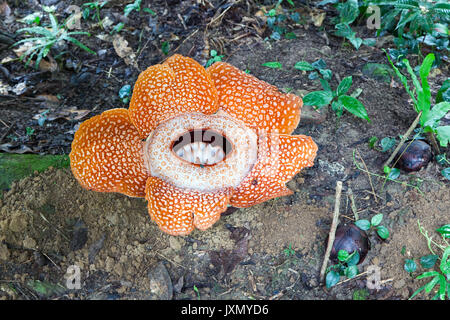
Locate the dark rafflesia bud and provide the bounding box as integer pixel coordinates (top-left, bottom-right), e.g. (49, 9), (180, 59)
(330, 223), (370, 265)
(395, 139), (432, 172)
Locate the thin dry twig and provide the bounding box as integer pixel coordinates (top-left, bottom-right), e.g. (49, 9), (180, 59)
(355, 149), (378, 204)
(320, 181), (343, 283)
(383, 111), (422, 169)
(347, 187), (358, 221)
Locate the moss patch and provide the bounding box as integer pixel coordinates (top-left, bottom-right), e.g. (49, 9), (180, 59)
(0, 153), (70, 193)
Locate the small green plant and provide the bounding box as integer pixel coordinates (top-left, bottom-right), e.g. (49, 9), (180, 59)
(283, 243), (296, 258)
(386, 52), (450, 148)
(264, 0), (302, 41)
(355, 213), (390, 239)
(82, 1), (108, 27)
(405, 221), (450, 300)
(193, 285), (201, 300)
(111, 0), (155, 34)
(326, 249), (360, 288)
(13, 6), (95, 69)
(368, 136), (397, 152)
(205, 50), (224, 68)
(294, 58), (332, 81)
(318, 0), (376, 50)
(261, 61), (283, 69)
(25, 127), (35, 137)
(353, 288), (370, 300)
(119, 84), (131, 104)
(370, 0), (449, 60)
(297, 60), (370, 122)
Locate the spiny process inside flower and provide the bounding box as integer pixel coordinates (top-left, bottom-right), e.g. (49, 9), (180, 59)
(172, 129), (232, 165)
(70, 54), (318, 236)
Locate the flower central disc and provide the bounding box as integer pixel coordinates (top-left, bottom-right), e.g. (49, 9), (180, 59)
(144, 112), (258, 192)
(172, 129), (232, 166)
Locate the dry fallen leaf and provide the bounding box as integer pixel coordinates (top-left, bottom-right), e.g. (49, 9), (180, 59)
(112, 34), (138, 69)
(33, 107), (91, 122)
(310, 10), (326, 27)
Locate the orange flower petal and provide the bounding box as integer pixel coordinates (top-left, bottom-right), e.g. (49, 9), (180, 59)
(230, 132), (317, 207)
(129, 54), (219, 138)
(70, 108), (148, 197)
(207, 61), (302, 134)
(145, 176), (233, 235)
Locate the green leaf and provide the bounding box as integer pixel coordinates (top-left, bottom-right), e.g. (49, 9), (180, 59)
(119, 84), (131, 99)
(325, 270), (340, 288)
(421, 102), (450, 128)
(311, 59), (327, 70)
(436, 79), (450, 103)
(27, 280), (65, 297)
(370, 213), (383, 227)
(284, 32), (296, 39)
(348, 36), (363, 50)
(419, 54), (435, 108)
(387, 167), (400, 180)
(294, 61), (314, 71)
(347, 251), (360, 266)
(419, 255), (438, 269)
(345, 265), (358, 279)
(338, 249), (349, 262)
(261, 61), (282, 69)
(331, 100), (344, 118)
(376, 226), (389, 239)
(303, 91), (333, 107)
(319, 78), (332, 93)
(319, 69), (332, 80)
(338, 0), (359, 24)
(409, 284), (426, 300)
(404, 259), (417, 273)
(143, 8), (156, 16)
(355, 219), (370, 231)
(62, 36), (96, 55)
(416, 271), (440, 280)
(17, 26), (53, 37)
(423, 275), (440, 294)
(334, 23), (354, 38)
(337, 76), (352, 96)
(436, 224), (450, 238)
(403, 58), (427, 112)
(339, 95), (370, 122)
(368, 136), (378, 149)
(385, 51), (417, 106)
(161, 41), (169, 55)
(440, 247), (450, 275)
(362, 38), (376, 46)
(111, 22), (125, 33)
(380, 137), (396, 152)
(436, 126), (450, 147)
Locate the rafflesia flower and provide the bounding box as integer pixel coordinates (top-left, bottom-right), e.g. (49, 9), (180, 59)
(70, 54), (318, 236)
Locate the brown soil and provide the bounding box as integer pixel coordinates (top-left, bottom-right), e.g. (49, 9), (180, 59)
(0, 0), (449, 301)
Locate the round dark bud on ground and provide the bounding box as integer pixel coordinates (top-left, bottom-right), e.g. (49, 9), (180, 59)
(395, 139), (432, 172)
(330, 223), (370, 265)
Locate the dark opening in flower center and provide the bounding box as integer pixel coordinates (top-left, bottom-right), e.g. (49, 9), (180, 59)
(171, 129), (232, 166)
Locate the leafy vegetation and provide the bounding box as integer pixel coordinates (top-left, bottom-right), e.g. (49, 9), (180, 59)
(326, 249), (361, 288)
(205, 50), (224, 68)
(296, 59), (370, 122)
(370, 0), (449, 62)
(82, 1), (108, 27)
(386, 52), (450, 148)
(355, 213), (390, 239)
(13, 6), (95, 69)
(264, 0), (302, 41)
(405, 221), (450, 300)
